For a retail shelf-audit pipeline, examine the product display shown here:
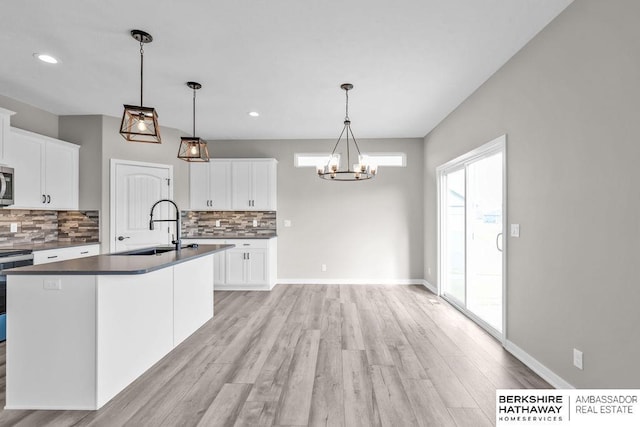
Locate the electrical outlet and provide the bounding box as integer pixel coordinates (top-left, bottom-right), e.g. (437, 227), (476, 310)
(43, 279), (62, 290)
(321, 264), (327, 272)
(253, 219), (258, 227)
(215, 220), (221, 228)
(573, 348), (583, 370)
(428, 267), (432, 275)
(284, 219), (292, 227)
(10, 223), (18, 233)
(510, 224), (520, 237)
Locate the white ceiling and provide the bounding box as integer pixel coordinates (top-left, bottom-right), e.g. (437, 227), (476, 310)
(0, 0), (573, 140)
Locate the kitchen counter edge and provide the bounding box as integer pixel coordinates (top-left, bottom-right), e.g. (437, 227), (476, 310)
(3, 244), (234, 276)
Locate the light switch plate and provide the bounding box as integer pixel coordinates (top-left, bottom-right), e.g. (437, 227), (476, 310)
(284, 220), (292, 227)
(510, 224), (520, 237)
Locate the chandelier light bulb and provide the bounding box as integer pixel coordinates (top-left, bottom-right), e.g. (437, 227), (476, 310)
(137, 118), (148, 132)
(190, 144), (198, 155)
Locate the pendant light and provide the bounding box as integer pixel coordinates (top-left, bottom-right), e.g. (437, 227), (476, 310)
(317, 83), (376, 181)
(119, 30), (161, 143)
(177, 82), (210, 162)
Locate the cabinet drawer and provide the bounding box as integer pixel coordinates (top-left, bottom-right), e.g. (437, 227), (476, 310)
(33, 244), (100, 265)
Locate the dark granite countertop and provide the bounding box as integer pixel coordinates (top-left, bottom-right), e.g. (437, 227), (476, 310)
(183, 236), (277, 240)
(5, 241), (101, 252)
(3, 244), (234, 276)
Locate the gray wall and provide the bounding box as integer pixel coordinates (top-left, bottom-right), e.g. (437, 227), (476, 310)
(424, 0), (640, 388)
(211, 138), (424, 281)
(59, 115), (103, 211)
(0, 94), (59, 139)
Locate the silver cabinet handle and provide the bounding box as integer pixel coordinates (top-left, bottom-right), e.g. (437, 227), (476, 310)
(496, 233), (503, 252)
(117, 236), (130, 241)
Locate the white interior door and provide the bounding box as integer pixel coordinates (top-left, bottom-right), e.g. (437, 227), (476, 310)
(438, 136), (506, 338)
(111, 160), (173, 252)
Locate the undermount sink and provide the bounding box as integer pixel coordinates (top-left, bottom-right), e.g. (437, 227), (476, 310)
(112, 246), (176, 256)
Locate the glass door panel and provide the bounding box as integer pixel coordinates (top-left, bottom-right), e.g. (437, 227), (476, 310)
(467, 152), (503, 332)
(443, 168), (466, 304)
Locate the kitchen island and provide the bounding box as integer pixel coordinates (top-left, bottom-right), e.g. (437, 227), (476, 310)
(3, 244), (233, 410)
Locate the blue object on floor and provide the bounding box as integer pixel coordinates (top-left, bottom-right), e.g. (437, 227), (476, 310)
(0, 313), (6, 341)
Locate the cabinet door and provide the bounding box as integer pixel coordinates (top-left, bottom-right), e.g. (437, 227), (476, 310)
(44, 141), (78, 210)
(231, 162), (252, 210)
(210, 161), (231, 210)
(213, 251), (226, 285)
(246, 249), (268, 284)
(251, 162), (273, 210)
(5, 130), (45, 208)
(226, 250), (247, 284)
(189, 163), (210, 210)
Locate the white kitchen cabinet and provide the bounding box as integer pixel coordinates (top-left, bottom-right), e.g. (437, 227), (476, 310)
(231, 159), (277, 210)
(189, 159), (276, 211)
(189, 160), (231, 210)
(6, 127), (79, 210)
(33, 244), (100, 265)
(183, 238), (277, 290)
(0, 107), (15, 162)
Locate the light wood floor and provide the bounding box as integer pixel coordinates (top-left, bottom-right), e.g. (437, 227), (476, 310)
(0, 284), (549, 426)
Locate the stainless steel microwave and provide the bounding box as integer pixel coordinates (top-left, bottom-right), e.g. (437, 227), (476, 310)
(0, 166), (14, 207)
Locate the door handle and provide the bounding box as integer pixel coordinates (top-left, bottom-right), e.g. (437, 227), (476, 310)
(496, 232), (503, 252)
(117, 236), (130, 241)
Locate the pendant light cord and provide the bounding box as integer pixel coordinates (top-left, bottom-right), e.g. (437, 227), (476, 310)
(192, 87), (196, 137)
(139, 42), (144, 107)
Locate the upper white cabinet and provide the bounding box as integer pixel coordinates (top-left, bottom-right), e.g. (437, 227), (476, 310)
(190, 158), (277, 211)
(6, 128), (79, 210)
(189, 160), (231, 210)
(0, 108), (15, 162)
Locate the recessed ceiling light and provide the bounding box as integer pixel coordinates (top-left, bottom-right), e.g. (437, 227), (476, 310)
(34, 53), (59, 64)
(248, 111), (260, 117)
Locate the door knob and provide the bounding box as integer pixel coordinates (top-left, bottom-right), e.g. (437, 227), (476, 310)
(117, 236), (130, 241)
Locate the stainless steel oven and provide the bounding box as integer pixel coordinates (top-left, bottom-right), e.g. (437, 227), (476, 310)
(0, 166), (14, 207)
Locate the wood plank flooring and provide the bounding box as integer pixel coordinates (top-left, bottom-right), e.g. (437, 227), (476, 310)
(0, 284), (549, 426)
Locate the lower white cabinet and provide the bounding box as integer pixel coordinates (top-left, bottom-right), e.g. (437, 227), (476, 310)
(33, 244), (100, 265)
(183, 238), (277, 290)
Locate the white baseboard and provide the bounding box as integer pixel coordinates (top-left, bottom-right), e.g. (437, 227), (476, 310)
(422, 280), (437, 294)
(276, 278), (426, 286)
(504, 340), (574, 389)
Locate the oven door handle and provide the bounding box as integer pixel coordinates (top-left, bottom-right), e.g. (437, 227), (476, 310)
(0, 173), (6, 199)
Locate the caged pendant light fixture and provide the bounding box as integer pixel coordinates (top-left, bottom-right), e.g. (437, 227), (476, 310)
(119, 30), (161, 143)
(317, 83), (376, 181)
(177, 82), (210, 162)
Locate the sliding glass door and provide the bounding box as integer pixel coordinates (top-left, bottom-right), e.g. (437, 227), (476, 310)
(439, 137), (505, 337)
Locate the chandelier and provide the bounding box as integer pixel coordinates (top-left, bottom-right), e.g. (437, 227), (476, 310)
(177, 82), (210, 162)
(317, 83), (376, 181)
(119, 30), (161, 143)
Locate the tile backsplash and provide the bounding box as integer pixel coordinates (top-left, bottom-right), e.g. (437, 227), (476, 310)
(0, 209), (99, 247)
(182, 211), (276, 238)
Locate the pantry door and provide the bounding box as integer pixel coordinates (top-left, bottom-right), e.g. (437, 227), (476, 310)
(438, 136), (506, 338)
(110, 159), (173, 253)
